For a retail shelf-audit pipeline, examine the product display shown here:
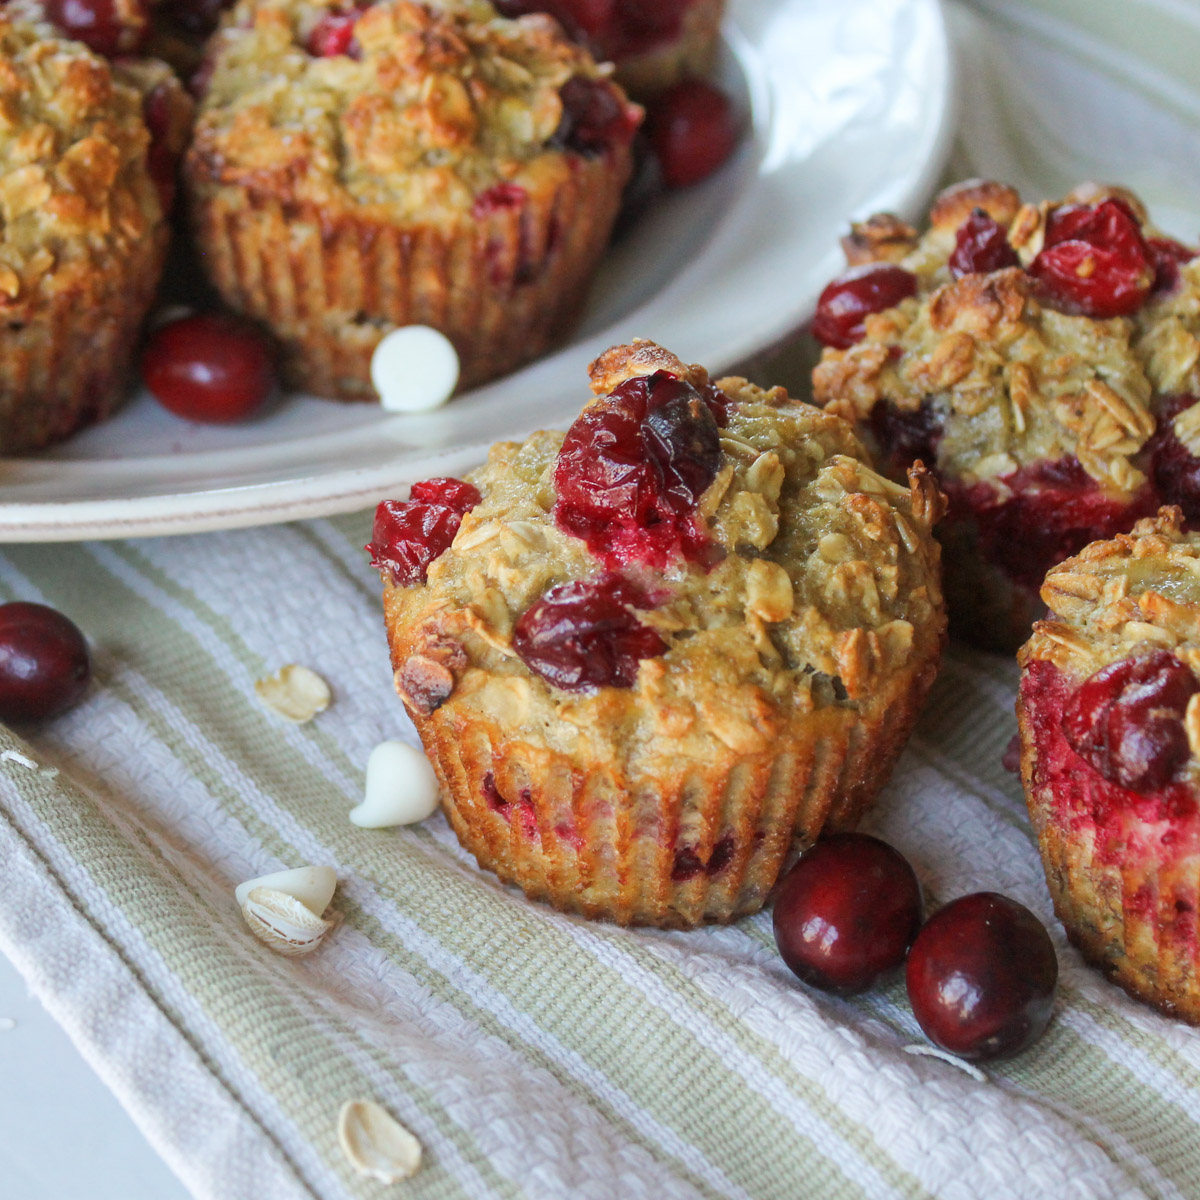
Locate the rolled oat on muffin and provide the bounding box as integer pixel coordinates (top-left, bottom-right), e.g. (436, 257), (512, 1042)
(369, 339), (946, 927)
(811, 179), (1194, 652)
(0, 15), (179, 452)
(185, 0), (641, 401)
(1018, 508), (1200, 1022)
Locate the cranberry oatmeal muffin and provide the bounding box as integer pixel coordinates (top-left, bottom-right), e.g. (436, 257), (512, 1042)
(1018, 509), (1200, 1021)
(0, 14), (183, 452)
(493, 0), (726, 100)
(812, 179), (1186, 652)
(185, 0), (640, 400)
(369, 340), (946, 927)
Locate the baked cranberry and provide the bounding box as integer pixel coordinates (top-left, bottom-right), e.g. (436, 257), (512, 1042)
(948, 209), (1020, 279)
(868, 399), (943, 472)
(367, 478), (481, 587)
(906, 892), (1057, 1060)
(472, 184), (528, 220)
(162, 0), (232, 36)
(307, 8), (368, 57)
(1151, 394), (1200, 522)
(0, 603), (90, 724)
(142, 314), (276, 424)
(45, 0), (149, 55)
(812, 264), (918, 349)
(494, 0), (614, 39)
(1029, 199), (1154, 318)
(142, 84), (177, 215)
(1148, 237), (1196, 294)
(512, 575), (666, 691)
(554, 371), (721, 568)
(940, 457), (1158, 591)
(772, 834), (923, 994)
(700, 381), (735, 428)
(647, 81), (738, 189)
(1061, 650), (1198, 793)
(553, 76), (639, 156)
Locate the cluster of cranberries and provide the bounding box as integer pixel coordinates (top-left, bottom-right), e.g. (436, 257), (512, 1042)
(813, 199), (1198, 354)
(0, 603), (91, 724)
(772, 833), (1058, 1061)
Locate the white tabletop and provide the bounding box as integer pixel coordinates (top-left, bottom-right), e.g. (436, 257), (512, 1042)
(0, 950), (189, 1200)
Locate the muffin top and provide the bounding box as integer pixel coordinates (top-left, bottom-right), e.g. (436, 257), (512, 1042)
(188, 0), (640, 224)
(376, 340), (945, 767)
(0, 15), (169, 310)
(811, 179), (1194, 498)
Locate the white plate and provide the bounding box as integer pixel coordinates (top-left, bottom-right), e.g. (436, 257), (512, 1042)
(0, 0), (953, 542)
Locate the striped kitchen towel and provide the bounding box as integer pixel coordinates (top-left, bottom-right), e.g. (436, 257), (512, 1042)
(4, 1), (1200, 1197)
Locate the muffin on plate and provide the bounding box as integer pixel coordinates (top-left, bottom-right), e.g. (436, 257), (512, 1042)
(493, 0), (726, 100)
(1018, 508), (1200, 1021)
(813, 179), (1169, 652)
(185, 0), (641, 400)
(0, 15), (179, 452)
(369, 339), (946, 927)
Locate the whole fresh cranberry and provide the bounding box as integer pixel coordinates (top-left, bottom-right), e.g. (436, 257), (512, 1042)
(1148, 237), (1197, 295)
(906, 892), (1057, 1060)
(647, 81), (738, 189)
(367, 478), (481, 587)
(142, 314), (276, 424)
(1151, 394), (1200, 522)
(45, 0), (149, 56)
(812, 264), (918, 349)
(554, 371), (721, 568)
(772, 834), (923, 994)
(0, 603), (91, 723)
(1061, 650), (1198, 792)
(948, 209), (1020, 279)
(1029, 199), (1154, 318)
(307, 8), (369, 57)
(553, 76), (639, 156)
(512, 574), (665, 691)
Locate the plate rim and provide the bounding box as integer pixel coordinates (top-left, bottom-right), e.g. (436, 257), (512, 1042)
(0, 0), (954, 543)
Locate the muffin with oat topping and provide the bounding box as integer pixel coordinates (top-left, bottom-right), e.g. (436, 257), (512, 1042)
(813, 179), (1174, 652)
(184, 0), (640, 400)
(492, 0), (726, 100)
(368, 340), (946, 927)
(1018, 509), (1200, 1022)
(0, 14), (182, 452)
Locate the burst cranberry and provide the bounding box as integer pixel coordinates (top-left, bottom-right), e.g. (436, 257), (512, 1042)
(1151, 394), (1200, 522)
(493, 0), (615, 39)
(307, 8), (369, 57)
(907, 893), (1057, 1060)
(472, 184), (528, 220)
(647, 81), (738, 189)
(512, 575), (666, 691)
(553, 76), (639, 156)
(812, 264), (918, 349)
(142, 315), (276, 424)
(0, 603), (91, 723)
(868, 399), (943, 472)
(1061, 650), (1198, 793)
(45, 0), (149, 55)
(142, 84), (178, 215)
(772, 834), (923, 994)
(948, 209), (1020, 279)
(554, 371), (721, 568)
(1148, 237), (1197, 295)
(367, 478), (481, 587)
(1029, 199), (1154, 318)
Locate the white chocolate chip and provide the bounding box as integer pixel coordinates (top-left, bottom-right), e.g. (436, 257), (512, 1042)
(234, 865), (337, 915)
(337, 1100), (422, 1184)
(350, 741), (441, 829)
(254, 665), (332, 723)
(371, 326), (460, 413)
